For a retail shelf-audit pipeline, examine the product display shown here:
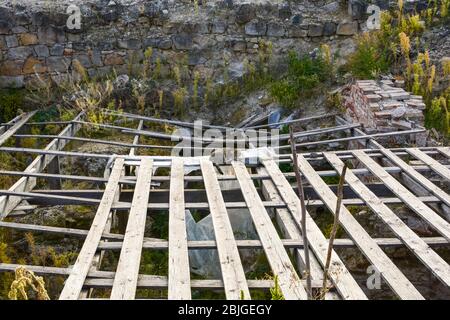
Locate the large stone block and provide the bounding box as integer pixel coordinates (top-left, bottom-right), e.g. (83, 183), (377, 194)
(18, 33), (38, 46)
(323, 22), (337, 36)
(287, 26), (307, 38)
(267, 23), (285, 37)
(5, 35), (18, 47)
(37, 26), (65, 45)
(211, 21), (227, 34)
(7, 46), (33, 60)
(245, 20), (267, 36)
(117, 39), (142, 50)
(46, 56), (71, 72)
(308, 24), (323, 37)
(34, 45), (50, 57)
(50, 44), (65, 56)
(337, 21), (358, 35)
(235, 4), (256, 25)
(172, 34), (193, 50)
(0, 60), (23, 76)
(23, 56), (47, 74)
(103, 53), (125, 66)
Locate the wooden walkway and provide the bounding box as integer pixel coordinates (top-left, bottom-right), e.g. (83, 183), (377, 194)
(0, 110), (448, 300)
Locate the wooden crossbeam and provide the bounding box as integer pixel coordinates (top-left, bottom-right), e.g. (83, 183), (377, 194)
(0, 111), (37, 146)
(0, 263), (328, 289)
(110, 158), (153, 300)
(325, 152), (450, 287)
(379, 148), (450, 207)
(168, 158), (191, 300)
(406, 148), (450, 181)
(354, 150), (450, 241)
(295, 153), (424, 300)
(59, 159), (125, 300)
(0, 112), (84, 219)
(262, 159), (367, 300)
(200, 159), (250, 299)
(232, 161), (308, 300)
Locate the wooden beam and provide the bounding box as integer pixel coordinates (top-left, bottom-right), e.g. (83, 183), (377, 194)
(1, 221), (446, 249)
(406, 148), (450, 181)
(262, 159), (367, 300)
(168, 158), (191, 300)
(295, 153), (423, 300)
(200, 159), (250, 299)
(0, 263), (327, 290)
(325, 152), (450, 287)
(0, 111), (37, 146)
(0, 112), (84, 219)
(232, 161), (308, 300)
(59, 159), (125, 300)
(110, 158), (153, 300)
(379, 148), (450, 207)
(353, 150), (450, 242)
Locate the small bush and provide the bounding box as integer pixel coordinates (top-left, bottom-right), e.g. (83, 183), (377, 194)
(270, 51), (331, 108)
(347, 33), (390, 79)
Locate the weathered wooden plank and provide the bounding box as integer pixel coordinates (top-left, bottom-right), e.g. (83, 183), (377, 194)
(438, 147), (450, 159)
(0, 263), (328, 289)
(0, 112), (84, 218)
(0, 115), (23, 135)
(0, 111), (37, 146)
(110, 158), (153, 300)
(97, 236), (449, 250)
(59, 159), (125, 300)
(257, 167), (326, 283)
(325, 152), (450, 287)
(232, 161), (308, 300)
(380, 149), (450, 207)
(200, 159), (250, 300)
(295, 154), (423, 300)
(354, 150), (450, 241)
(168, 158), (191, 300)
(130, 120), (144, 157)
(406, 148), (450, 181)
(0, 221), (446, 249)
(262, 159), (367, 300)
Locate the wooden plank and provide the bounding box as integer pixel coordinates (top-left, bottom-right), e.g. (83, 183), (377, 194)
(262, 159), (367, 300)
(200, 159), (250, 300)
(0, 114), (23, 135)
(110, 158), (153, 300)
(354, 150), (450, 241)
(406, 148), (450, 180)
(0, 263), (328, 289)
(130, 120), (144, 157)
(295, 154), (424, 300)
(232, 161), (308, 300)
(168, 158), (191, 300)
(438, 147), (450, 159)
(0, 111), (36, 146)
(0, 221), (446, 249)
(380, 148), (450, 207)
(59, 159), (125, 300)
(97, 236), (449, 250)
(0, 112), (84, 218)
(257, 167), (326, 282)
(325, 152), (450, 287)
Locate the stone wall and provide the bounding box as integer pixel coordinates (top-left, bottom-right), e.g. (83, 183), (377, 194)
(343, 79), (428, 145)
(0, 0), (370, 89)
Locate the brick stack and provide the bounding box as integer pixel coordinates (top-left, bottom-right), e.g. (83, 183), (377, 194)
(345, 79), (425, 132)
